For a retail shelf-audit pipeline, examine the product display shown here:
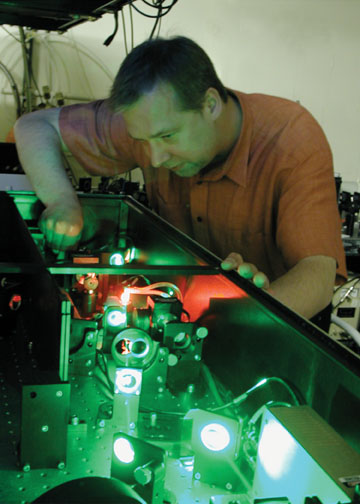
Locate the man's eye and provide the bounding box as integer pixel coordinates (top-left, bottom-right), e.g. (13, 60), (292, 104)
(162, 133), (174, 139)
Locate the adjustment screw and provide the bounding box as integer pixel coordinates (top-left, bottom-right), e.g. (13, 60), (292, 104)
(196, 327), (208, 339)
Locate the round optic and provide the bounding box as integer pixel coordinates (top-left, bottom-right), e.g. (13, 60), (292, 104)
(109, 253), (125, 266)
(174, 332), (191, 349)
(115, 368), (142, 394)
(107, 310), (126, 327)
(113, 437), (135, 464)
(200, 423), (231, 452)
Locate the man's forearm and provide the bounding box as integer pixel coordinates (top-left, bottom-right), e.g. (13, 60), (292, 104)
(269, 255), (336, 319)
(14, 108), (79, 208)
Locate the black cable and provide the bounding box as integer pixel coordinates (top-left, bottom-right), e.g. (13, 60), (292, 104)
(141, 0), (176, 9)
(103, 10), (119, 46)
(97, 351), (114, 393)
(130, 0), (178, 19)
(28, 38), (44, 104)
(19, 27), (32, 113)
(129, 3), (134, 49)
(149, 4), (162, 39)
(121, 8), (128, 54)
(140, 406), (184, 416)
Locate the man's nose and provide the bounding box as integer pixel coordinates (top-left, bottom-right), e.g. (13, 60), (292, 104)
(149, 142), (171, 168)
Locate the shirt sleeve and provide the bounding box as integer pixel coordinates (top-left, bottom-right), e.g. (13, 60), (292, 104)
(59, 99), (147, 176)
(274, 110), (347, 283)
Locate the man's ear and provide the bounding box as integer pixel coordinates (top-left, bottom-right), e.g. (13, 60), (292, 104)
(203, 87), (222, 120)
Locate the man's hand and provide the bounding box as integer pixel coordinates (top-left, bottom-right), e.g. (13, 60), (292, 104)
(221, 252), (270, 289)
(221, 253), (336, 319)
(39, 201), (84, 251)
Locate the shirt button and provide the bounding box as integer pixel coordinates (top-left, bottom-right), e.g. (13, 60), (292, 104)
(197, 216), (203, 222)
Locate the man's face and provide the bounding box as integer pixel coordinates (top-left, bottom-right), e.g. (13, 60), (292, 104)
(121, 83), (218, 177)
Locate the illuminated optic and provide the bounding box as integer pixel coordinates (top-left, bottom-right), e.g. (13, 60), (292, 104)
(109, 253), (125, 266)
(200, 423), (231, 452)
(113, 437), (135, 464)
(107, 310), (127, 327)
(131, 339), (149, 358)
(120, 289), (131, 305)
(115, 368), (142, 395)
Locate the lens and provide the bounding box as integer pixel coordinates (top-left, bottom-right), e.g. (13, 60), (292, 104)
(113, 437), (135, 464)
(200, 423), (231, 452)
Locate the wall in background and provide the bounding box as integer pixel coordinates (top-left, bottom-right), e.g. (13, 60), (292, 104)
(0, 0), (359, 185)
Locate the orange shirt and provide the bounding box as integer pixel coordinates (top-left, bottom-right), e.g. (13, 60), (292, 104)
(59, 91), (346, 283)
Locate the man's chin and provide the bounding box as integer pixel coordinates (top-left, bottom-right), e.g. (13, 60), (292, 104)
(171, 163), (202, 177)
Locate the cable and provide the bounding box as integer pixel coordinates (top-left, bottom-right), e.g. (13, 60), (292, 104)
(156, 14), (162, 38)
(130, 0), (178, 19)
(140, 406), (184, 416)
(141, 0), (176, 9)
(41, 35), (72, 95)
(201, 364), (237, 418)
(0, 61), (21, 117)
(68, 32), (94, 99)
(97, 350), (114, 392)
(209, 376), (300, 413)
(121, 8), (128, 54)
(19, 27), (33, 113)
(248, 400), (293, 428)
(1, 25), (21, 42)
(129, 3), (134, 50)
(104, 10), (119, 47)
(120, 281), (183, 302)
(27, 37), (43, 104)
(149, 2), (162, 39)
(332, 276), (360, 310)
(145, 281), (183, 301)
(331, 313), (360, 347)
(48, 38), (114, 82)
(121, 275), (151, 286)
(94, 364), (114, 400)
(58, 288), (83, 319)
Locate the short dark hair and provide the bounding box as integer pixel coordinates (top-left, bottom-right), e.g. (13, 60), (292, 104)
(108, 36), (228, 112)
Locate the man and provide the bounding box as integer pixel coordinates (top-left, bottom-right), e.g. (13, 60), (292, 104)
(14, 36), (346, 324)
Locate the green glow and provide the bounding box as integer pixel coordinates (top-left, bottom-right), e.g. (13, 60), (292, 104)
(107, 309), (127, 327)
(113, 437), (135, 464)
(109, 253), (125, 266)
(258, 418), (297, 479)
(200, 423), (231, 452)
